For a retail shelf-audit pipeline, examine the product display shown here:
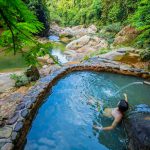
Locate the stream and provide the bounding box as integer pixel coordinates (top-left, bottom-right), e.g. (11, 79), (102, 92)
(49, 35), (69, 64)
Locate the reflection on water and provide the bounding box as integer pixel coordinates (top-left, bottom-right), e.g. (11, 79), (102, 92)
(25, 72), (150, 150)
(49, 35), (68, 64)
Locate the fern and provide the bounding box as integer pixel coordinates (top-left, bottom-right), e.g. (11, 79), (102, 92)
(0, 0), (54, 66)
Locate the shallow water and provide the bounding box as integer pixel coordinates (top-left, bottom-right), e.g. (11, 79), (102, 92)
(50, 36), (68, 64)
(0, 35), (67, 72)
(25, 72), (150, 150)
(49, 35), (60, 42)
(0, 51), (27, 72)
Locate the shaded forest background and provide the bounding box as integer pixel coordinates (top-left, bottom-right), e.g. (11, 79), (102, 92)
(48, 0), (150, 50)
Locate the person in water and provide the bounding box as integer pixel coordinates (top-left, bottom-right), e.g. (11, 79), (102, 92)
(91, 93), (129, 131)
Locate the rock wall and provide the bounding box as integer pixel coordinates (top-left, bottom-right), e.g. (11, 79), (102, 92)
(124, 104), (150, 150)
(113, 25), (139, 45)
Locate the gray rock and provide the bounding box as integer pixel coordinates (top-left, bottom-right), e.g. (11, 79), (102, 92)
(0, 142), (6, 149)
(15, 103), (25, 111)
(1, 143), (14, 150)
(120, 65), (130, 71)
(0, 139), (11, 143)
(7, 112), (19, 125)
(0, 120), (5, 127)
(21, 109), (29, 118)
(66, 35), (108, 51)
(124, 104), (150, 150)
(26, 101), (33, 109)
(11, 132), (18, 141)
(0, 127), (12, 138)
(31, 96), (37, 103)
(113, 25), (139, 45)
(14, 121), (23, 132)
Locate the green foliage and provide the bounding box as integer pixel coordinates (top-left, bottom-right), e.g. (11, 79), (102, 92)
(0, 0), (53, 66)
(46, 0), (102, 26)
(94, 48), (111, 55)
(129, 0), (150, 51)
(102, 22), (123, 33)
(99, 22), (123, 45)
(25, 0), (50, 36)
(82, 48), (111, 61)
(46, 0), (140, 27)
(140, 49), (150, 61)
(10, 73), (29, 87)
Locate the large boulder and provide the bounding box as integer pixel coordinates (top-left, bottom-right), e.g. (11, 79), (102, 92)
(66, 35), (90, 50)
(124, 104), (150, 150)
(37, 54), (54, 65)
(113, 25), (139, 45)
(49, 22), (63, 35)
(50, 24), (97, 38)
(66, 35), (108, 51)
(25, 66), (40, 81)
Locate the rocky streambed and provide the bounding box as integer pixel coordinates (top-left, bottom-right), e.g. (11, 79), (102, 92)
(0, 24), (150, 150)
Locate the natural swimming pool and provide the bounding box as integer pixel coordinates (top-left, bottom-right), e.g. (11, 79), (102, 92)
(24, 71), (150, 150)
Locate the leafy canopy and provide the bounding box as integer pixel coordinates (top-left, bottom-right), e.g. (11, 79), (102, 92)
(0, 0), (53, 66)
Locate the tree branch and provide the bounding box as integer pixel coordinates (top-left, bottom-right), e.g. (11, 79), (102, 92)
(0, 8), (16, 55)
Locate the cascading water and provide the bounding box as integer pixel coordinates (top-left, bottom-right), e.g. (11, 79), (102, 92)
(113, 81), (143, 97)
(48, 35), (69, 64)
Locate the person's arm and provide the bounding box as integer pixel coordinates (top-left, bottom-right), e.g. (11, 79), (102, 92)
(93, 118), (120, 131)
(102, 119), (119, 131)
(124, 93), (128, 102)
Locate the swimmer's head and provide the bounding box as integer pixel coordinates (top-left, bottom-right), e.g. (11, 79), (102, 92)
(117, 100), (129, 112)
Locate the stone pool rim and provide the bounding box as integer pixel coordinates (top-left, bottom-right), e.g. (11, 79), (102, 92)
(1, 60), (150, 150)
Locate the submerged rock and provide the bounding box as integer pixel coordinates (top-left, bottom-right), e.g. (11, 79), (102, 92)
(124, 104), (150, 150)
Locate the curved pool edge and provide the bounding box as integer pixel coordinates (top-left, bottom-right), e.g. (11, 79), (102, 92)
(1, 61), (150, 150)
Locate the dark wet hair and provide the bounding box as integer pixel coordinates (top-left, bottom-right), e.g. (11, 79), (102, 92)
(118, 100), (129, 112)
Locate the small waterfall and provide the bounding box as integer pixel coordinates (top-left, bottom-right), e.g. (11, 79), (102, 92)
(113, 81), (143, 96)
(51, 49), (68, 63)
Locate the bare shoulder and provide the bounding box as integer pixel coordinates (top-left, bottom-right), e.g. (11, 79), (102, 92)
(103, 108), (113, 117)
(112, 108), (123, 121)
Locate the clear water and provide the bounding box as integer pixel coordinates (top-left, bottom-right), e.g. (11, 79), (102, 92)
(0, 35), (67, 72)
(49, 35), (68, 64)
(49, 35), (60, 42)
(25, 72), (150, 150)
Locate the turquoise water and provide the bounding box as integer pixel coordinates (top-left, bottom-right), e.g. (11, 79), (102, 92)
(25, 72), (150, 150)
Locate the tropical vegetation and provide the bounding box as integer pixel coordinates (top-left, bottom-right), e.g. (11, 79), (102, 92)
(0, 0), (150, 64)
